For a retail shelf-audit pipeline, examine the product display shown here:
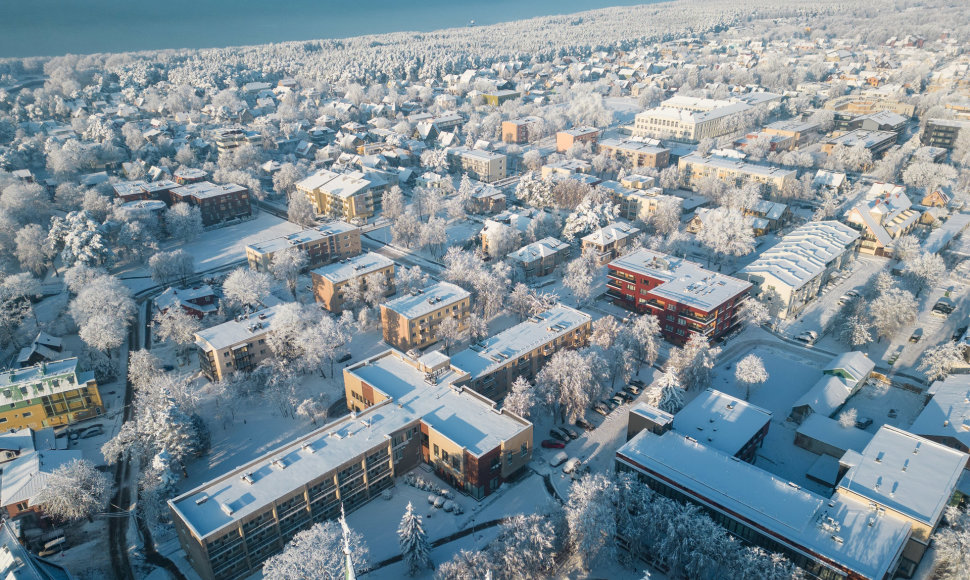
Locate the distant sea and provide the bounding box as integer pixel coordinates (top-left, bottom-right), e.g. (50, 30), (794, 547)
(1, 0), (657, 58)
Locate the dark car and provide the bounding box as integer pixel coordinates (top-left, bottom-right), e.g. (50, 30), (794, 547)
(575, 418), (594, 431)
(617, 390), (634, 402)
(162, 364), (175, 371)
(953, 327), (968, 342)
(558, 426), (579, 440)
(80, 425), (104, 439)
(629, 379), (645, 388)
(541, 439), (566, 449)
(548, 429), (568, 442)
(336, 353), (353, 363)
(855, 416), (874, 430)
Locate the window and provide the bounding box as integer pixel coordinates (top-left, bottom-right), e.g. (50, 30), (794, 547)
(22, 412), (30, 418)
(15, 502), (28, 511)
(433, 444), (439, 457)
(520, 443), (528, 458)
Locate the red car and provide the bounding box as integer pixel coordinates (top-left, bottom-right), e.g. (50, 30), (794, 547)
(541, 439), (566, 449)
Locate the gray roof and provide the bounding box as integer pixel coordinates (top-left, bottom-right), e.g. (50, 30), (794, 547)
(194, 305), (281, 351)
(382, 282), (469, 320)
(311, 252), (393, 284)
(672, 388), (771, 457)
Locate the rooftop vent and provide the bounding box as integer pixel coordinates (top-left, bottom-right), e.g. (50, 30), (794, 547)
(195, 495), (209, 505)
(220, 503), (234, 516)
(302, 443), (315, 454)
(272, 459), (286, 470)
(241, 473), (255, 485)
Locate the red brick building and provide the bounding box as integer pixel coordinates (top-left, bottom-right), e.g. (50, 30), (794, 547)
(607, 248), (751, 344)
(169, 181), (251, 226)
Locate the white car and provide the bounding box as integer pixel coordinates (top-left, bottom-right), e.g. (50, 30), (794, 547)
(549, 451), (569, 467)
(794, 330), (818, 345)
(562, 458), (582, 474)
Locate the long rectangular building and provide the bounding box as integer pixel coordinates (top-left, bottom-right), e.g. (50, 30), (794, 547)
(607, 249), (750, 344)
(170, 349), (532, 580)
(246, 221), (360, 272)
(0, 359), (103, 431)
(740, 221), (860, 319)
(678, 154), (797, 197)
(450, 304), (592, 400)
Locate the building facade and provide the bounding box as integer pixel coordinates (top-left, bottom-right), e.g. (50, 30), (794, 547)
(448, 148), (508, 183)
(507, 237), (571, 279)
(607, 249), (751, 344)
(632, 96), (752, 142)
(310, 252), (395, 313)
(246, 222), (360, 272)
(194, 306), (281, 382)
(678, 155), (797, 197)
(380, 282), (471, 351)
(0, 359), (104, 431)
(501, 117), (542, 144)
(169, 181), (252, 226)
(582, 223), (641, 265)
(296, 169), (392, 221)
(597, 138), (671, 169)
(556, 127), (600, 152)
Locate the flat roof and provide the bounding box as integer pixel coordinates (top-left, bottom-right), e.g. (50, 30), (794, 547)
(311, 251), (393, 284)
(382, 282), (469, 320)
(246, 222), (357, 255)
(171, 181), (246, 200)
(910, 374), (970, 450)
(617, 430), (912, 580)
(195, 305), (280, 351)
(680, 155), (797, 179)
(630, 402), (674, 426)
(0, 359), (91, 407)
(450, 305), (591, 379)
(348, 351), (529, 457)
(610, 248), (751, 312)
(825, 129), (896, 148)
(673, 388), (771, 456)
(560, 126), (600, 137)
(765, 119), (822, 133)
(507, 237), (570, 263)
(838, 425), (968, 526)
(599, 138), (669, 155)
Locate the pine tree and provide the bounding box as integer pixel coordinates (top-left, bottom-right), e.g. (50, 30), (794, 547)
(398, 502), (432, 576)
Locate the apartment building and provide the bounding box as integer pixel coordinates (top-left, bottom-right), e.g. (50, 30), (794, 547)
(844, 184), (920, 256)
(296, 169), (392, 221)
(507, 237), (571, 279)
(598, 180), (683, 223)
(582, 223), (641, 265)
(762, 119), (821, 148)
(246, 221), (360, 272)
(632, 96), (752, 142)
(921, 118), (970, 149)
(170, 349), (532, 580)
(0, 359), (104, 431)
(448, 148), (507, 183)
(678, 154), (797, 197)
(310, 252), (395, 313)
(501, 116), (543, 144)
(823, 95), (916, 118)
(194, 306), (281, 382)
(556, 126), (600, 152)
(607, 249), (751, 344)
(740, 221), (860, 319)
(597, 138), (671, 169)
(380, 282), (471, 351)
(616, 428), (915, 580)
(821, 130), (897, 159)
(169, 181), (252, 226)
(451, 304), (592, 400)
(173, 167), (208, 185)
(112, 179), (179, 203)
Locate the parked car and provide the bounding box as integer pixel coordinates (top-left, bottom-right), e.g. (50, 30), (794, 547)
(541, 439), (566, 449)
(600, 398), (617, 411)
(548, 429), (567, 442)
(562, 458), (582, 474)
(932, 299), (955, 317)
(336, 353), (353, 363)
(549, 452), (569, 467)
(855, 416), (874, 430)
(629, 379), (645, 387)
(617, 390), (634, 402)
(888, 346), (903, 366)
(610, 395), (625, 407)
(794, 330), (818, 345)
(80, 425), (104, 439)
(952, 327), (968, 342)
(593, 404), (609, 416)
(571, 462), (590, 480)
(909, 328), (923, 343)
(625, 384), (641, 395)
(558, 426), (579, 440)
(575, 418), (594, 431)
(845, 289), (860, 298)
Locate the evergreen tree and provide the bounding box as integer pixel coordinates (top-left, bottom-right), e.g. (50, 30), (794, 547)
(399, 502), (433, 575)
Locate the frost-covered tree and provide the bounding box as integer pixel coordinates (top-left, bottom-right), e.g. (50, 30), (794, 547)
(272, 163), (303, 198)
(735, 354), (768, 401)
(918, 342), (965, 383)
(903, 252), (946, 296)
(668, 334), (720, 391)
(493, 513), (557, 579)
(536, 349), (601, 423)
(222, 267), (273, 310)
(697, 207), (755, 266)
(630, 313), (661, 372)
(841, 314), (873, 348)
(438, 315), (466, 354)
(14, 223), (51, 275)
(149, 249), (195, 286)
(870, 287), (917, 339)
(932, 506), (970, 580)
(47, 210), (112, 267)
(70, 274), (136, 330)
(263, 520), (369, 580)
(653, 368), (686, 414)
(729, 546), (803, 580)
(395, 265), (429, 296)
(563, 253), (599, 307)
(165, 202), (204, 241)
(893, 235), (921, 263)
(435, 550), (492, 580)
(562, 194), (619, 240)
(903, 159), (957, 194)
(78, 313), (126, 355)
(33, 458), (111, 522)
(503, 376), (536, 418)
(382, 186), (406, 221)
(838, 408), (858, 429)
(398, 502), (433, 576)
(287, 193), (317, 228)
(269, 246), (309, 297)
(154, 306), (202, 355)
(566, 473), (617, 570)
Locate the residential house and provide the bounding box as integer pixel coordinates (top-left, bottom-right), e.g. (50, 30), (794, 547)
(448, 148), (507, 183)
(169, 181), (252, 227)
(1, 450), (83, 519)
(789, 352), (875, 424)
(507, 238), (571, 280)
(194, 306), (281, 382)
(155, 285), (219, 319)
(556, 127), (600, 152)
(582, 223), (641, 264)
(296, 169), (392, 221)
(310, 252), (395, 313)
(844, 184), (920, 256)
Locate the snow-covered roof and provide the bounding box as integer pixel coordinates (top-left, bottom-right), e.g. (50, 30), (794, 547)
(246, 222), (357, 255)
(679, 155), (797, 180)
(740, 221), (859, 291)
(0, 450), (82, 508)
(310, 251), (393, 284)
(838, 426), (968, 527)
(0, 518), (71, 579)
(672, 388), (771, 457)
(616, 430), (911, 580)
(507, 237), (570, 264)
(792, 375), (856, 419)
(796, 414), (874, 455)
(451, 304), (591, 380)
(581, 223), (640, 246)
(382, 282), (470, 320)
(194, 305), (281, 352)
(156, 285), (217, 315)
(923, 213), (970, 255)
(560, 126), (600, 137)
(909, 374), (970, 451)
(170, 181), (246, 201)
(0, 359), (94, 408)
(296, 169), (381, 199)
(630, 402), (674, 427)
(610, 248), (751, 312)
(825, 351), (875, 383)
(813, 170), (846, 188)
(598, 138), (668, 155)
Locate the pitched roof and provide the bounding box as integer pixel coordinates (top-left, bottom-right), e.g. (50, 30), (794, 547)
(0, 450), (82, 508)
